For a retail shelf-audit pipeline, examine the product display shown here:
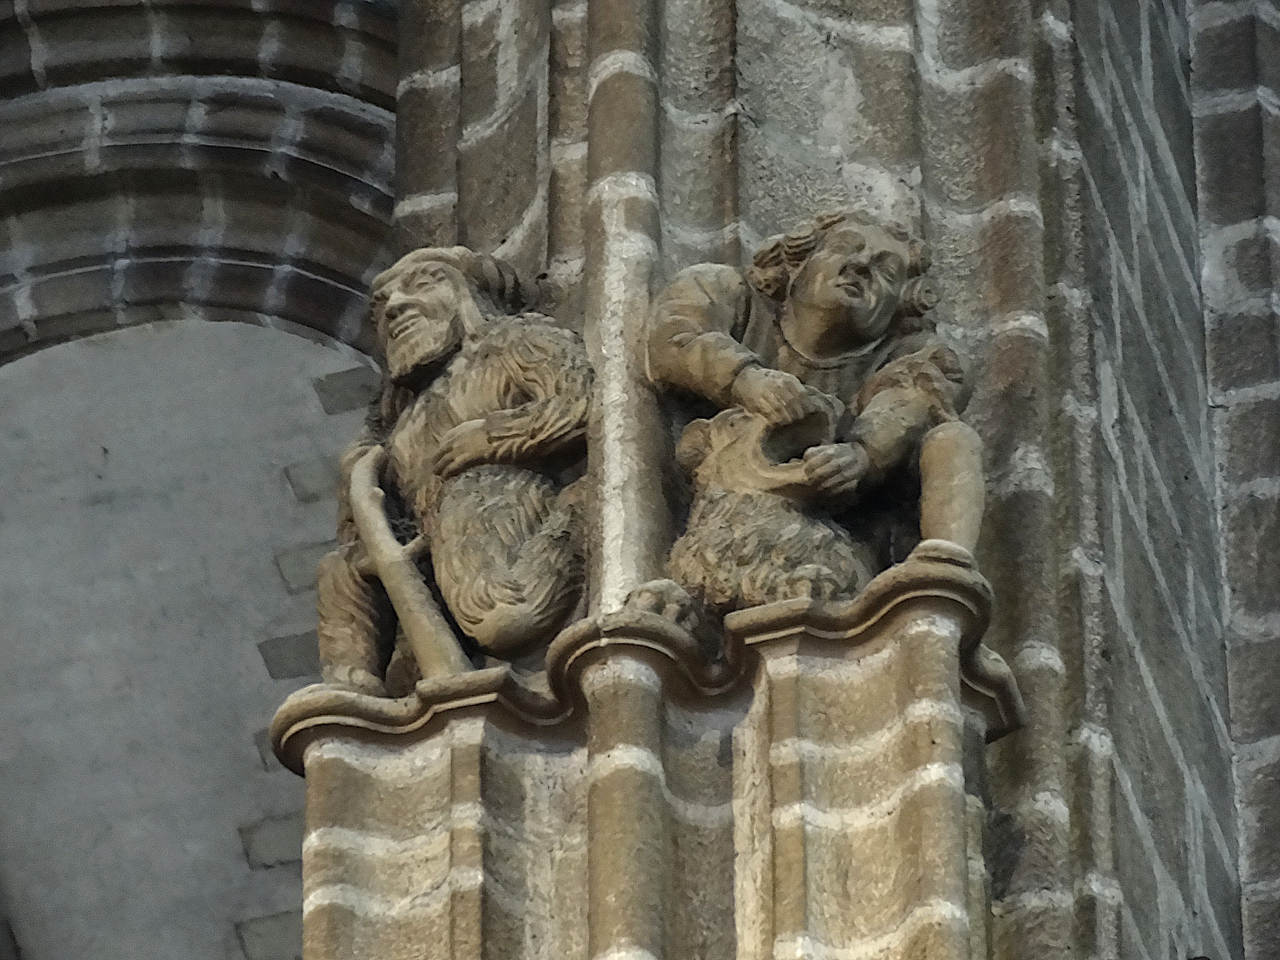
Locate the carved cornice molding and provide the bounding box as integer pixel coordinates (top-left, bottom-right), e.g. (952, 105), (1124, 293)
(272, 548), (1023, 774)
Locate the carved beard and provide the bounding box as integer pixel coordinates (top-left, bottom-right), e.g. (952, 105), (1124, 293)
(384, 308), (461, 385)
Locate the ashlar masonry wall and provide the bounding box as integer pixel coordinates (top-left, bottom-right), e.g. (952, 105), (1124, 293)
(1074, 0), (1241, 958)
(1192, 2), (1280, 958)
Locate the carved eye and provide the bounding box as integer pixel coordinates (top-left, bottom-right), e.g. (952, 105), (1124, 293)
(872, 252), (903, 278)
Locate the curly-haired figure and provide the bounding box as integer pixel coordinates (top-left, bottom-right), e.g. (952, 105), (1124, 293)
(635, 211), (984, 619)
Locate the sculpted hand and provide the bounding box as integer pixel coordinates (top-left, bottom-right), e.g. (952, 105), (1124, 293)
(731, 365), (817, 424)
(803, 442), (869, 501)
(432, 419), (492, 477)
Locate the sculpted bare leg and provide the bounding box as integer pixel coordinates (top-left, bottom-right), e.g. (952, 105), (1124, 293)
(917, 419), (984, 558)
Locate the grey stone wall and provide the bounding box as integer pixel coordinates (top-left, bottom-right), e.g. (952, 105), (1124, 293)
(1191, 3), (1280, 958)
(0, 321), (375, 960)
(1074, 0), (1241, 958)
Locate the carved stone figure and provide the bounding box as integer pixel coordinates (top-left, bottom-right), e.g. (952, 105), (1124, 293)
(316, 248), (592, 695)
(633, 211), (985, 621)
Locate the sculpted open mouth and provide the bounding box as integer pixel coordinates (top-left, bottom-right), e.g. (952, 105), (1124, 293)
(837, 276), (869, 300)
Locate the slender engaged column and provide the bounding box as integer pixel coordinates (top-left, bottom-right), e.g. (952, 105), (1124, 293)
(583, 0), (669, 613)
(581, 655), (671, 960)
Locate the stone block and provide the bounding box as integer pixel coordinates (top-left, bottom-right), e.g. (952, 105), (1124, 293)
(282, 275), (362, 341)
(847, 44), (919, 167)
(283, 456), (339, 504)
(257, 631), (321, 680)
(1241, 754), (1280, 881)
(100, 91), (193, 143)
(36, 9), (152, 86)
(1208, 309), (1280, 393)
(1222, 396), (1280, 481)
(29, 268), (116, 322)
(236, 910), (302, 960)
(0, 28), (38, 98)
(120, 260), (194, 307)
(1266, 107), (1280, 220)
(239, 811), (305, 869)
(549, 11), (586, 141)
(1230, 637), (1280, 745)
(272, 539), (335, 594)
(921, 74), (1038, 211)
(311, 366), (379, 415)
(1258, 15), (1280, 95)
(1244, 889), (1280, 960)
(297, 105), (393, 187)
(254, 727), (277, 771)
(1225, 493), (1280, 620)
(1223, 228), (1276, 295)
(457, 83), (541, 255)
(1197, 104), (1264, 226)
(155, 9), (268, 77)
(32, 307), (120, 346)
(923, 0), (1029, 70)
(461, 11), (500, 125)
(1193, 12), (1257, 92)
(398, 0), (461, 77)
(197, 91), (288, 146)
(0, 323), (31, 360)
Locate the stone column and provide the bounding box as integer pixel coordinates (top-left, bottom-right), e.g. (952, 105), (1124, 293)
(580, 655), (672, 960)
(582, 0), (669, 612)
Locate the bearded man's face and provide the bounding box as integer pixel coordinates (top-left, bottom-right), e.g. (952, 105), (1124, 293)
(377, 262), (466, 383)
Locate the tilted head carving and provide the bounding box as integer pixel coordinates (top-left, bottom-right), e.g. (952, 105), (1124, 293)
(370, 248), (534, 385)
(747, 212), (938, 353)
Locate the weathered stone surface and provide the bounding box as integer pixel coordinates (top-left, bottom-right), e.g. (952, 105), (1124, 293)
(310, 367), (380, 415)
(239, 812), (305, 869)
(283, 456), (340, 504)
(258, 631), (323, 680)
(273, 541), (337, 594)
(236, 910), (301, 960)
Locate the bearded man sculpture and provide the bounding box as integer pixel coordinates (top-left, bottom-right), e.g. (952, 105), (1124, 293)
(315, 247), (592, 695)
(634, 211), (984, 621)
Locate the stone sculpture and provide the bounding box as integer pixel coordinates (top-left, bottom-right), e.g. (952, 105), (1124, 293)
(315, 247), (592, 695)
(634, 210), (985, 622)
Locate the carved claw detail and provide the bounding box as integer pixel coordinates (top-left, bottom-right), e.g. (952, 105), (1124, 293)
(624, 579), (705, 638)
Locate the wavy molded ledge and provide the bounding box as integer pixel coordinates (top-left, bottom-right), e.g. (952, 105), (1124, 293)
(271, 551), (1025, 774)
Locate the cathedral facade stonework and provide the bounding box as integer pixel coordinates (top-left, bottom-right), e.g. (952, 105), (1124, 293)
(2, 1), (1277, 959)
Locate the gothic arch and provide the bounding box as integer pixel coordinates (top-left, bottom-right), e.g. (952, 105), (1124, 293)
(0, 0), (397, 363)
